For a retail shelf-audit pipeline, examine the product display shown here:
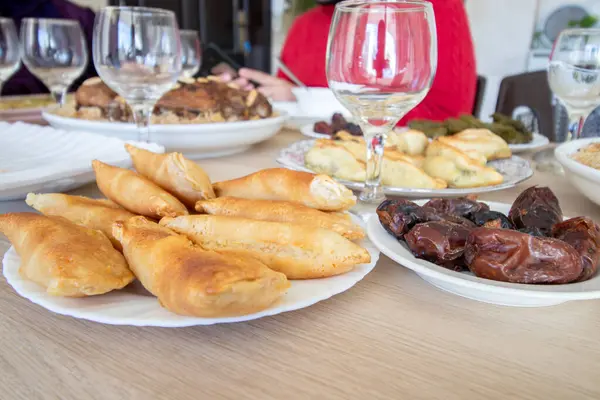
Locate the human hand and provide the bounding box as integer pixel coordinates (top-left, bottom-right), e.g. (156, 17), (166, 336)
(219, 68), (296, 101)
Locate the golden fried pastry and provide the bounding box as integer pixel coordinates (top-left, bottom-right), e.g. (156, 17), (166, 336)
(426, 139), (488, 165)
(305, 140), (439, 189)
(92, 160), (188, 219)
(125, 144), (215, 208)
(160, 215), (371, 279)
(25, 193), (136, 250)
(423, 155), (504, 188)
(114, 216), (289, 317)
(0, 213), (133, 297)
(439, 129), (512, 161)
(382, 158), (447, 189)
(305, 141), (366, 182)
(384, 149), (425, 168)
(213, 168), (356, 212)
(387, 129), (429, 155)
(195, 197), (365, 240)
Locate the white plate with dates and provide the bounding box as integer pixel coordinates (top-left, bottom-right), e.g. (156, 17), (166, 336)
(367, 201), (600, 307)
(2, 215), (380, 327)
(277, 139), (533, 198)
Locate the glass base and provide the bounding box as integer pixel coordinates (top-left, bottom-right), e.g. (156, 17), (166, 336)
(533, 148), (564, 175)
(358, 186), (386, 204)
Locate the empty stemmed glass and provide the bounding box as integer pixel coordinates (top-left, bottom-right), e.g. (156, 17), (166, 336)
(327, 0), (437, 203)
(20, 18), (88, 105)
(535, 28), (600, 174)
(0, 18), (21, 95)
(93, 6), (182, 143)
(180, 29), (202, 79)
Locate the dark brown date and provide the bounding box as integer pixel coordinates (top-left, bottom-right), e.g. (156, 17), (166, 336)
(518, 227), (546, 237)
(470, 210), (515, 229)
(509, 186), (562, 234)
(552, 217), (600, 282)
(424, 198), (489, 219)
(404, 221), (471, 271)
(314, 121), (333, 135)
(377, 199), (423, 239)
(377, 199), (474, 240)
(464, 228), (583, 284)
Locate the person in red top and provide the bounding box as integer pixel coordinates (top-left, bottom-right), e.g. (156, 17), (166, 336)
(230, 0), (476, 123)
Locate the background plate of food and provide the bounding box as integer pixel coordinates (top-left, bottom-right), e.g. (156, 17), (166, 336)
(277, 127), (533, 198)
(0, 122), (163, 201)
(555, 138), (600, 207)
(368, 189), (600, 307)
(42, 77), (288, 159)
(302, 113), (550, 153)
(409, 113), (549, 153)
(0, 94), (70, 123)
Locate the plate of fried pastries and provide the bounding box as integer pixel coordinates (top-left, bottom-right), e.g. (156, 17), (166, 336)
(277, 128), (533, 198)
(0, 121), (163, 201)
(42, 77), (288, 159)
(1, 148), (379, 326)
(368, 187), (600, 307)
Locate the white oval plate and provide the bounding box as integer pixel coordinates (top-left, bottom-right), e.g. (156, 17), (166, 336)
(277, 139), (533, 198)
(508, 133), (550, 153)
(0, 122), (163, 201)
(367, 201), (600, 307)
(42, 110), (288, 160)
(2, 215), (379, 327)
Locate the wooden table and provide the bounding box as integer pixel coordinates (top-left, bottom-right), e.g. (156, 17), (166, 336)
(2, 129), (600, 400)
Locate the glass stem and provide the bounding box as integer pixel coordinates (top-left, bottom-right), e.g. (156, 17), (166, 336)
(50, 85), (68, 107)
(131, 104), (153, 143)
(566, 112), (587, 142)
(359, 125), (388, 203)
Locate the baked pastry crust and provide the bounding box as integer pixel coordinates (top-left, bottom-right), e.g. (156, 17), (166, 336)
(92, 160), (188, 219)
(114, 216), (289, 317)
(25, 193), (136, 250)
(195, 197), (365, 240)
(213, 168), (356, 211)
(437, 129), (512, 161)
(160, 215), (371, 279)
(0, 212), (133, 297)
(125, 145), (215, 208)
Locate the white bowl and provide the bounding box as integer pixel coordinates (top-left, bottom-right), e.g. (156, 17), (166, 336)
(291, 87), (351, 119)
(555, 138), (600, 207)
(42, 110), (288, 160)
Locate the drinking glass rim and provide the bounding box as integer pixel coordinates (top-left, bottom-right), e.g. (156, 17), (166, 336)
(180, 29), (199, 36)
(21, 17), (82, 26)
(335, 0), (432, 13)
(559, 28), (600, 36)
(100, 6), (177, 17)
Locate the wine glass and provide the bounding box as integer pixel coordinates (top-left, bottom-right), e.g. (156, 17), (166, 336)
(0, 18), (21, 95)
(535, 28), (600, 174)
(93, 7), (182, 143)
(20, 18), (88, 105)
(180, 29), (201, 78)
(327, 0), (437, 203)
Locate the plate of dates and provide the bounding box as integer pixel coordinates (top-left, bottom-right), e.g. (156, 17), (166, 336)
(367, 186), (600, 307)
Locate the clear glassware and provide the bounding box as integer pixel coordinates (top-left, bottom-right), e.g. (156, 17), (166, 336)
(180, 29), (202, 79)
(535, 28), (600, 174)
(0, 18), (21, 95)
(327, 0), (437, 203)
(93, 7), (182, 143)
(20, 18), (88, 105)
